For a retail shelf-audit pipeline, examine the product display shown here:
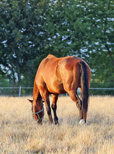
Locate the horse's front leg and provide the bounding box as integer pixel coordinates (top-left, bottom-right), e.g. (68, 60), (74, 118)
(40, 90), (53, 123)
(51, 94), (59, 125)
(46, 99), (53, 124)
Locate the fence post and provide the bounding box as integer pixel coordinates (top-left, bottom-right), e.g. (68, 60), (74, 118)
(19, 86), (21, 97)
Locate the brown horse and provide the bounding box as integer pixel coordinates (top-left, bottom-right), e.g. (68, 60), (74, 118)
(28, 54), (91, 125)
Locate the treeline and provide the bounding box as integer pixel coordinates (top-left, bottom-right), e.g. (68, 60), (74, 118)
(0, 0), (114, 95)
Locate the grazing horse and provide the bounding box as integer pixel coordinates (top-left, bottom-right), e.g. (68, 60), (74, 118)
(28, 54), (91, 124)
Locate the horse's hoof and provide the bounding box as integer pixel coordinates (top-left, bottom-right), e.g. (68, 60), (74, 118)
(37, 121), (42, 125)
(79, 119), (86, 125)
(55, 121), (60, 125)
(49, 121), (53, 125)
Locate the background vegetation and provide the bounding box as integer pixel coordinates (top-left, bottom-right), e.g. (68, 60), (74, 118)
(0, 0), (114, 95)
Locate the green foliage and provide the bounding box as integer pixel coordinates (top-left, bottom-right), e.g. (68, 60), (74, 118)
(0, 0), (47, 86)
(0, 75), (11, 87)
(0, 0), (114, 94)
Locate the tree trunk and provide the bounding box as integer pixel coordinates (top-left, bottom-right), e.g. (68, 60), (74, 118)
(18, 73), (21, 87)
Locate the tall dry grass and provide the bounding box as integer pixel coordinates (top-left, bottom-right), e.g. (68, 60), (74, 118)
(0, 96), (114, 154)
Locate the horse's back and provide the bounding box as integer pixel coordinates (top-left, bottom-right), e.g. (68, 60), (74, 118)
(35, 54), (91, 94)
(37, 54), (60, 78)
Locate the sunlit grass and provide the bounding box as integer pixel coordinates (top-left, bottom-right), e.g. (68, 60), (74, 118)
(0, 96), (114, 154)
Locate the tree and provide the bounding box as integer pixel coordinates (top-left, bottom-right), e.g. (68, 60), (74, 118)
(0, 0), (49, 86)
(0, 75), (11, 87)
(44, 0), (89, 57)
(0, 0), (114, 89)
(82, 0), (114, 83)
(45, 0), (114, 88)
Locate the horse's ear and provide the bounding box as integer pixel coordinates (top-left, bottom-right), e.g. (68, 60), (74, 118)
(28, 99), (33, 104)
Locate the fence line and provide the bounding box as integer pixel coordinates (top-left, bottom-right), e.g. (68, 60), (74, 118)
(0, 86), (114, 97)
(0, 86), (33, 97)
(90, 88), (114, 90)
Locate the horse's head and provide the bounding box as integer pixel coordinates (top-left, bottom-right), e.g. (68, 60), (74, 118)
(28, 99), (44, 124)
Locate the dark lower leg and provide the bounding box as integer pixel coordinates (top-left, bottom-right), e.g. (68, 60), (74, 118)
(76, 98), (84, 120)
(45, 100), (53, 123)
(40, 90), (53, 124)
(76, 102), (87, 123)
(67, 90), (86, 123)
(76, 100), (83, 120)
(51, 94), (58, 124)
(51, 103), (58, 124)
(68, 91), (83, 121)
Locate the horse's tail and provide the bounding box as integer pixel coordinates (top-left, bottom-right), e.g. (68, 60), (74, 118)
(79, 61), (89, 117)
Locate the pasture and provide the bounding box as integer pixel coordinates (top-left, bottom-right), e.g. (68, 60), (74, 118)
(0, 96), (114, 154)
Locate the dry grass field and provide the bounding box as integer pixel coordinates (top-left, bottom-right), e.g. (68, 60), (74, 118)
(0, 96), (114, 154)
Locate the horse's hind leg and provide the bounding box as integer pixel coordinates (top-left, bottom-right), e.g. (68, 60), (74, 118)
(40, 90), (53, 123)
(67, 90), (83, 122)
(51, 94), (59, 125)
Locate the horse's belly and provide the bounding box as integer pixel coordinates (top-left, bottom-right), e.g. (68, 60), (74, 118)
(47, 81), (66, 94)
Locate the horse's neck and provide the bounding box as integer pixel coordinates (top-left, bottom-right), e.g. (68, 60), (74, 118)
(33, 81), (39, 101)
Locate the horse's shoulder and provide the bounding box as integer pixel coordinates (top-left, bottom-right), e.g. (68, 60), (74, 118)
(47, 54), (57, 59)
(40, 54), (56, 65)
